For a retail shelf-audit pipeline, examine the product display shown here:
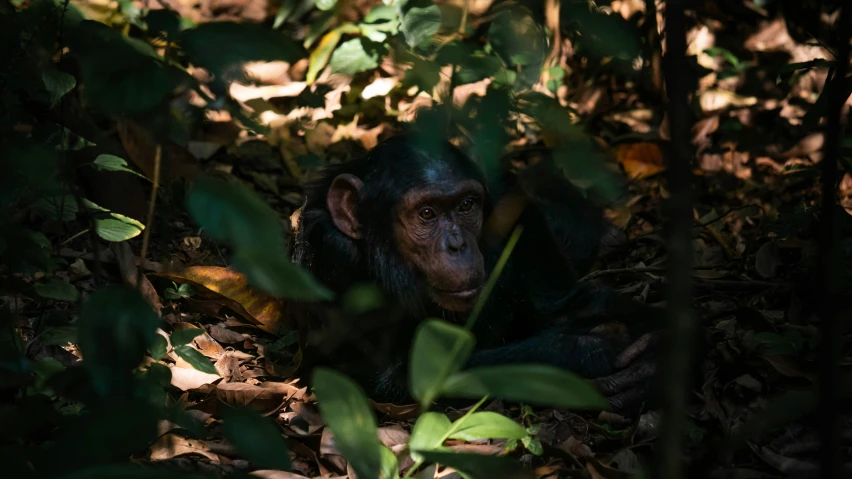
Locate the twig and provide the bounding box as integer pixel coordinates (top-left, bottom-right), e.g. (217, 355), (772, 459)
(138, 145), (162, 287)
(655, 0), (696, 477)
(816, 5), (851, 478)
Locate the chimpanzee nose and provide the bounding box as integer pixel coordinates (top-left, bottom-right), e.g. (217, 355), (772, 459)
(446, 231), (467, 253)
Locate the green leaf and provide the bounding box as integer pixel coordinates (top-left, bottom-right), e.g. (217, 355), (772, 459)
(409, 412), (451, 461)
(449, 412), (527, 441)
(409, 319), (475, 406)
(399, 0), (441, 48)
(180, 22), (305, 74)
(521, 436), (543, 456)
(312, 368), (381, 479)
(314, 0), (336, 11)
(149, 334), (168, 360)
(41, 68), (76, 106)
(34, 278), (80, 301)
(68, 21), (187, 115)
(329, 38), (386, 76)
(307, 24), (360, 84)
(93, 154), (149, 180)
(187, 176), (332, 301)
(41, 326), (78, 346)
(379, 444), (400, 479)
(222, 407), (291, 470)
(488, 8), (547, 67)
(146, 9), (182, 37)
(564, 9), (642, 63)
(170, 328), (204, 347)
(403, 57), (440, 92)
(232, 248), (333, 301)
(341, 283), (385, 315)
(94, 215), (145, 242)
(415, 451), (532, 479)
(442, 364), (609, 410)
(778, 58), (833, 75)
(174, 345), (219, 375)
(34, 195), (78, 221)
(186, 176), (284, 252)
(77, 286), (160, 397)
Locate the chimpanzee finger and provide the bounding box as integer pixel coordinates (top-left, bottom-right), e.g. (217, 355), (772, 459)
(614, 332), (659, 369)
(592, 360), (656, 396)
(607, 383), (649, 412)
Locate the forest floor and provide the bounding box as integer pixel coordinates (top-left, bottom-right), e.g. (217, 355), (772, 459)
(18, 0), (852, 478)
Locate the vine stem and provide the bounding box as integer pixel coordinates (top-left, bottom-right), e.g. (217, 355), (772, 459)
(137, 145), (162, 286)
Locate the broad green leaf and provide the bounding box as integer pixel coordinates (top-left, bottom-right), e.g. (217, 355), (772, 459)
(222, 407), (290, 471)
(314, 0), (336, 11)
(307, 24), (360, 84)
(379, 444), (400, 479)
(487, 8), (547, 67)
(170, 328), (204, 347)
(186, 176), (284, 252)
(442, 364), (609, 410)
(408, 412), (451, 462)
(93, 154), (149, 180)
(399, 0), (441, 48)
(94, 215), (145, 242)
(149, 334), (168, 360)
(146, 9), (182, 37)
(34, 278), (80, 301)
(77, 286), (159, 397)
(313, 368), (381, 479)
(403, 57), (440, 92)
(564, 9), (642, 63)
(409, 319), (475, 405)
(521, 436), (543, 456)
(68, 21), (187, 115)
(41, 326), (78, 346)
(186, 176), (332, 301)
(33, 195), (78, 221)
(41, 68), (76, 106)
(329, 38), (386, 76)
(180, 22), (305, 73)
(415, 451), (532, 479)
(174, 345), (219, 375)
(232, 249), (333, 301)
(449, 412), (527, 441)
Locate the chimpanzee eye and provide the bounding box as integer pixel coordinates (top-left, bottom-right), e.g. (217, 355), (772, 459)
(458, 198), (475, 213)
(419, 208), (437, 220)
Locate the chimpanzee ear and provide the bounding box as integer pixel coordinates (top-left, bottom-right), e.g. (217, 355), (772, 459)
(327, 174), (364, 239)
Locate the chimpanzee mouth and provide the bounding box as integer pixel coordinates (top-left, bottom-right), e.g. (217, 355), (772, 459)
(433, 285), (483, 300)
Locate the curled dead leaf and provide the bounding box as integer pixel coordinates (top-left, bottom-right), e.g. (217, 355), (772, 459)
(614, 142), (665, 180)
(156, 266), (288, 334)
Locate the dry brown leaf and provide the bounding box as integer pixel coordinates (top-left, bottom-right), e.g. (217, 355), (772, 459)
(251, 471), (310, 479)
(112, 242), (163, 315)
(762, 355), (817, 383)
(362, 77), (398, 100)
(149, 433), (220, 462)
(284, 402), (325, 436)
(216, 382), (267, 405)
(614, 142), (665, 180)
(116, 118), (199, 182)
(170, 364), (221, 391)
(699, 89), (758, 113)
(157, 266), (288, 334)
(370, 400), (419, 421)
(214, 354), (243, 381)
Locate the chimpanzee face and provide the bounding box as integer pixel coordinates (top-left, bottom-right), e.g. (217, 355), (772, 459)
(325, 168), (486, 313)
(393, 176), (485, 312)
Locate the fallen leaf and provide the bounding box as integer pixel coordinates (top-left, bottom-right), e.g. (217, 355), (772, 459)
(614, 142), (665, 179)
(170, 364), (221, 391)
(157, 266), (288, 334)
(149, 433), (220, 462)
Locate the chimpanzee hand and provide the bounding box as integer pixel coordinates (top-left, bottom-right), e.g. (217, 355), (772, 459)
(589, 325), (659, 412)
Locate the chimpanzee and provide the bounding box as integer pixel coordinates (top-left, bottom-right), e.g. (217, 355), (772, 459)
(291, 133), (658, 410)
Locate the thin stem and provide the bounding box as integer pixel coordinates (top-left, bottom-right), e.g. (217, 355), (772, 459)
(465, 225), (523, 330)
(138, 145), (162, 287)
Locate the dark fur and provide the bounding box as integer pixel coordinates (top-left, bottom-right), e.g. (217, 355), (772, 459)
(292, 135), (655, 403)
